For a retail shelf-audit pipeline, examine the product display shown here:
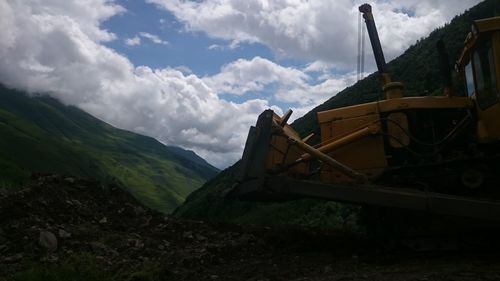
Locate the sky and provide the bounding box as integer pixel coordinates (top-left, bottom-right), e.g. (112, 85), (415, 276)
(0, 0), (482, 169)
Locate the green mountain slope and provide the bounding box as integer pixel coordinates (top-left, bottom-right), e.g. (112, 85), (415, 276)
(174, 0), (500, 226)
(0, 84), (219, 213)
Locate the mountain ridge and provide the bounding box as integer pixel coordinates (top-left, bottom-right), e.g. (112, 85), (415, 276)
(0, 84), (219, 213)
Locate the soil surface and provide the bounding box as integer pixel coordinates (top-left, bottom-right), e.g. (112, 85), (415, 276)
(1, 174), (500, 280)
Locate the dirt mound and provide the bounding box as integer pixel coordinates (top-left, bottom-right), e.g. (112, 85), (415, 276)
(1, 174), (500, 281)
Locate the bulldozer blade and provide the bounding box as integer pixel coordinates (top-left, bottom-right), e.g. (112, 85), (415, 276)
(233, 174), (500, 221)
(229, 108), (367, 200)
(228, 109), (275, 200)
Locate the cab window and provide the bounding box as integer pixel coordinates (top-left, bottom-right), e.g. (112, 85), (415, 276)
(464, 62), (475, 96)
(472, 40), (498, 109)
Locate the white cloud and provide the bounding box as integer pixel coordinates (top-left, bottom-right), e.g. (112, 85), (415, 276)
(208, 44), (221, 50)
(148, 0), (481, 71)
(0, 0), (272, 168)
(208, 40), (240, 51)
(304, 61), (334, 74)
(204, 56), (307, 95)
(125, 36), (141, 46)
(139, 32), (169, 45)
(174, 65), (193, 75)
(204, 57), (356, 106)
(125, 32), (169, 46)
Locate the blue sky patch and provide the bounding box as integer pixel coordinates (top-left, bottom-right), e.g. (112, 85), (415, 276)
(103, 0), (277, 76)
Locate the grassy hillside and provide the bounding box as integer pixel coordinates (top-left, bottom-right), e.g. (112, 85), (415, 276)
(0, 85), (219, 213)
(174, 0), (500, 227)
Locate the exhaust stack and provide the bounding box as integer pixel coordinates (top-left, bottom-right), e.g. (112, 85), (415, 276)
(359, 3), (403, 99)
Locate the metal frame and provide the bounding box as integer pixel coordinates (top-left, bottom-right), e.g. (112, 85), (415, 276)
(235, 175), (500, 222)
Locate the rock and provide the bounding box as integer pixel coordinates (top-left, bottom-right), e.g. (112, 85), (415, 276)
(130, 233), (141, 239)
(9, 222), (20, 229)
(195, 234), (207, 241)
(134, 206), (145, 216)
(64, 177), (75, 184)
(44, 254), (59, 262)
(99, 217), (108, 224)
(324, 265), (333, 274)
(0, 231), (7, 244)
(38, 199), (48, 206)
(89, 242), (107, 254)
(72, 199), (82, 207)
(237, 233), (255, 244)
(0, 244), (8, 253)
(139, 215), (152, 228)
(3, 253), (23, 263)
(127, 239), (144, 249)
(58, 229), (71, 238)
(108, 248), (119, 257)
(39, 230), (58, 252)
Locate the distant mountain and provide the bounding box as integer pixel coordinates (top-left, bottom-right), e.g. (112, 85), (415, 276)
(0, 84), (219, 213)
(166, 146), (217, 179)
(174, 0), (500, 226)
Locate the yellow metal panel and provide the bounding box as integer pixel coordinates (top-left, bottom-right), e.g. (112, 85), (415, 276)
(321, 136), (386, 182)
(476, 17), (500, 33)
(318, 103), (378, 123)
(317, 96), (472, 123)
(320, 121), (333, 141)
(319, 114), (387, 182)
(378, 97), (472, 111)
(477, 103), (500, 142)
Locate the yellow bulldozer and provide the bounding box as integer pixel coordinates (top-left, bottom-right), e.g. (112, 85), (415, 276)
(230, 4), (500, 223)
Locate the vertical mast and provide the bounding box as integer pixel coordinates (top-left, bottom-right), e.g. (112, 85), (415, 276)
(359, 3), (391, 85)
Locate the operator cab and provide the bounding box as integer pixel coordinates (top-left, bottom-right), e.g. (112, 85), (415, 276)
(457, 17), (500, 142)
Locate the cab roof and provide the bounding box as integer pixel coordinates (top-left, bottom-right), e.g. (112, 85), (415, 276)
(456, 16), (500, 69)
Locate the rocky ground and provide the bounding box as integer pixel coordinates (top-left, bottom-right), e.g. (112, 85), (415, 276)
(1, 174), (500, 281)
